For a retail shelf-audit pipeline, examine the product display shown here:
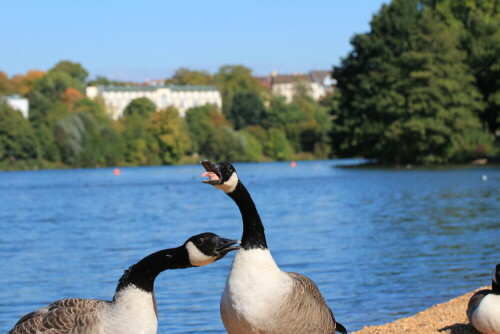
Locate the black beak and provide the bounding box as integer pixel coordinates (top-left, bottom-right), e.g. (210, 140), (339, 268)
(215, 237), (240, 257)
(201, 160), (223, 185)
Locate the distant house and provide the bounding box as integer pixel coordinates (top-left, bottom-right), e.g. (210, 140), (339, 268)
(260, 70), (335, 102)
(0, 95), (29, 118)
(86, 85), (222, 119)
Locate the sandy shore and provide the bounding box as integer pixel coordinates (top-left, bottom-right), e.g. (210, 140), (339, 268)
(352, 288), (486, 334)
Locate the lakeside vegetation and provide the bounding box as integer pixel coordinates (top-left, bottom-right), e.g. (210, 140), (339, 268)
(1, 0), (499, 171)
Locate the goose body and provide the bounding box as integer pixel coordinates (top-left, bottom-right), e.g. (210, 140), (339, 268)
(467, 264), (500, 334)
(9, 233), (239, 334)
(201, 161), (347, 334)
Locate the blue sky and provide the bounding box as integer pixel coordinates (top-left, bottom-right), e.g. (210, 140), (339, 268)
(1, 0), (388, 81)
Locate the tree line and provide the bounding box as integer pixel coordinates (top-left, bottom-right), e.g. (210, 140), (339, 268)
(1, 0), (499, 170)
(0, 62), (331, 170)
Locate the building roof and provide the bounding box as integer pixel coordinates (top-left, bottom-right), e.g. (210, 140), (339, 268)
(256, 76), (272, 90)
(271, 74), (311, 84)
(310, 70), (332, 83)
(94, 85), (219, 92)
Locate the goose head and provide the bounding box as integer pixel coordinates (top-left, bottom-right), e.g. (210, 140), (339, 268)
(185, 232), (239, 267)
(201, 160), (239, 194)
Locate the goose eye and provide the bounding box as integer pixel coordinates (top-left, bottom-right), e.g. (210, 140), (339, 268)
(196, 238), (205, 246)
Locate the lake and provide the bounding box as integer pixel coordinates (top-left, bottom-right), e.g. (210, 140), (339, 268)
(0, 160), (499, 333)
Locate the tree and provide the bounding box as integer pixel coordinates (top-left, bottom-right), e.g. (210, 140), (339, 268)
(119, 114), (158, 165)
(185, 104), (246, 161)
(265, 128), (293, 161)
(28, 68), (86, 126)
(0, 71), (13, 95)
(166, 68), (213, 85)
(213, 65), (263, 116)
(462, 5), (500, 140)
(229, 91), (266, 130)
(55, 112), (96, 165)
(0, 102), (38, 164)
(239, 129), (263, 161)
(60, 87), (84, 109)
(148, 107), (192, 165)
(52, 60), (89, 83)
(332, 0), (493, 164)
(87, 76), (132, 86)
(11, 70), (45, 95)
(123, 97), (157, 119)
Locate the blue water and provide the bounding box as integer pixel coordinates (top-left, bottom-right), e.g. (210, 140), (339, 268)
(0, 160), (499, 333)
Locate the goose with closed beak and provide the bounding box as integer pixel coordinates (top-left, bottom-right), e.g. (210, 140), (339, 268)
(9, 232), (239, 334)
(201, 160), (347, 334)
(467, 264), (500, 334)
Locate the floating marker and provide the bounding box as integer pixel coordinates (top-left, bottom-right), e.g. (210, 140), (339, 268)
(291, 161), (297, 168)
(114, 168), (121, 176)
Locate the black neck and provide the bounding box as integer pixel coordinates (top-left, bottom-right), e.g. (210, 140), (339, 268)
(115, 246), (192, 295)
(493, 280), (500, 294)
(228, 181), (267, 250)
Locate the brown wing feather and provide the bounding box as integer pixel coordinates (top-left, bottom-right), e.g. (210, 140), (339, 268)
(9, 298), (108, 334)
(287, 272), (329, 306)
(259, 272), (336, 334)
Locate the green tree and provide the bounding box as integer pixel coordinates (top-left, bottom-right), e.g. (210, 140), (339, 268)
(462, 5), (500, 140)
(265, 128), (293, 161)
(52, 60), (89, 83)
(28, 63), (87, 127)
(185, 105), (219, 154)
(166, 68), (213, 85)
(54, 112), (98, 165)
(214, 65), (263, 116)
(264, 96), (303, 129)
(185, 104), (246, 161)
(332, 0), (493, 163)
(240, 130), (263, 161)
(0, 102), (38, 166)
(123, 97), (157, 119)
(120, 114), (158, 165)
(36, 124), (60, 162)
(148, 107), (192, 165)
(229, 91), (266, 130)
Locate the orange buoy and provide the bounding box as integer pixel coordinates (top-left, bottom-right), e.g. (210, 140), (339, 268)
(114, 168), (121, 175)
(291, 161), (297, 168)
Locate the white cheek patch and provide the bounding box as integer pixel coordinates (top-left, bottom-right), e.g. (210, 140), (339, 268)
(215, 173), (239, 193)
(186, 242), (216, 267)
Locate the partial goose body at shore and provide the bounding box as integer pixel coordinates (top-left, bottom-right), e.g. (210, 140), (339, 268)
(467, 264), (500, 334)
(201, 160), (347, 334)
(9, 232), (239, 334)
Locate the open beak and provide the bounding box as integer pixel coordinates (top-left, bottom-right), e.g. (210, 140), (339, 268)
(215, 237), (240, 257)
(201, 160), (222, 185)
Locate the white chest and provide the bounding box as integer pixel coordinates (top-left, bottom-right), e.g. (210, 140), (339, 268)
(472, 294), (500, 334)
(102, 286), (158, 334)
(221, 249), (292, 329)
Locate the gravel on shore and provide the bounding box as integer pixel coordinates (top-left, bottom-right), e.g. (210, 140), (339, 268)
(351, 288), (486, 334)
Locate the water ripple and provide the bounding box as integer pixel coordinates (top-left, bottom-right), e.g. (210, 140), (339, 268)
(0, 161), (499, 333)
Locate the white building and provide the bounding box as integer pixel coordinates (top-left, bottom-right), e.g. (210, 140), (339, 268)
(269, 70), (335, 102)
(86, 85), (222, 119)
(0, 95), (29, 118)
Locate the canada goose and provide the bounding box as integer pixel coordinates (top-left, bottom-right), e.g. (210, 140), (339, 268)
(201, 160), (347, 334)
(467, 264), (500, 334)
(9, 232), (239, 334)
